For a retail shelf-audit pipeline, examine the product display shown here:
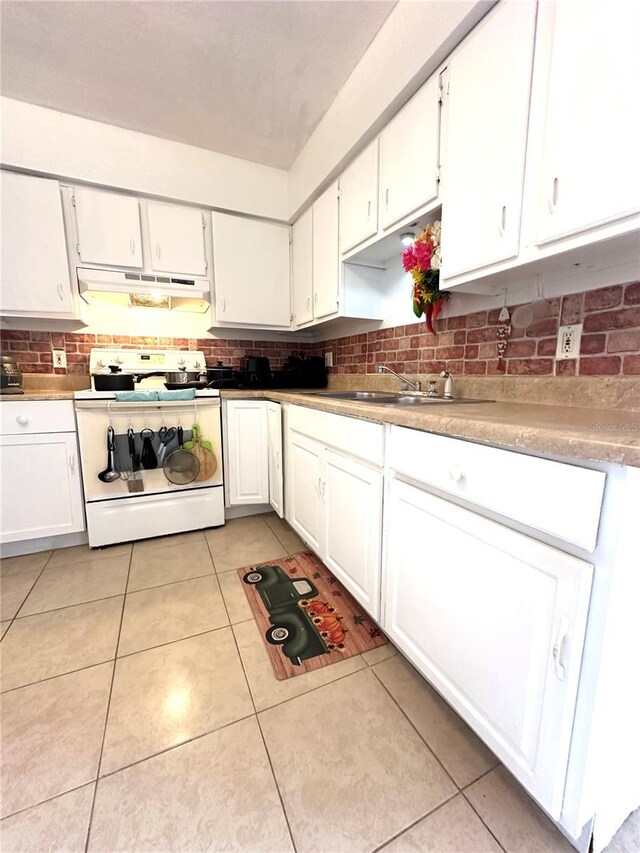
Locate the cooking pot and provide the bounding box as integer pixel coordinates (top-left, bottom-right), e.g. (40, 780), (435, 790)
(164, 370), (205, 384)
(93, 366), (135, 392)
(206, 361), (234, 382)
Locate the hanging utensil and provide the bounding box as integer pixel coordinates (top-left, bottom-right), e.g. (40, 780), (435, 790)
(157, 426), (177, 465)
(140, 428), (158, 470)
(184, 423), (217, 482)
(126, 427), (144, 492)
(98, 426), (120, 483)
(164, 426), (200, 485)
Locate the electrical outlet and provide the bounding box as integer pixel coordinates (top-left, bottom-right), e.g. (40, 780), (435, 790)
(324, 351), (333, 368)
(52, 350), (67, 369)
(555, 324), (583, 360)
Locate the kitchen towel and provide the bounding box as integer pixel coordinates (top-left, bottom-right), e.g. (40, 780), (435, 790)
(115, 391), (159, 402)
(157, 389), (196, 400)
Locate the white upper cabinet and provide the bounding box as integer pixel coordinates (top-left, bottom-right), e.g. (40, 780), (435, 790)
(534, 0), (640, 245)
(1, 171), (74, 316)
(211, 212), (291, 327)
(339, 140), (379, 255)
(147, 202), (207, 276)
(291, 207), (313, 326)
(440, 0), (536, 280)
(379, 75), (440, 230)
(73, 187), (143, 268)
(312, 183), (340, 320)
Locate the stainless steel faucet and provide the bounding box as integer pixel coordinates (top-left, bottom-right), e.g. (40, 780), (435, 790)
(377, 365), (422, 391)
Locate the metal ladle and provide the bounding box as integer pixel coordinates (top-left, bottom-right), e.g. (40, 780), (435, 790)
(98, 425), (121, 483)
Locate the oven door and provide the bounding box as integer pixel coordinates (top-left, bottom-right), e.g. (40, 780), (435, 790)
(75, 399), (223, 502)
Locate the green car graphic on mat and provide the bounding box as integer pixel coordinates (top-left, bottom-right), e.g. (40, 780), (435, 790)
(243, 565), (332, 666)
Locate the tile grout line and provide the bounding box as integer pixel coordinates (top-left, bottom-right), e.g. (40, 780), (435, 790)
(460, 786), (508, 853)
(0, 621), (244, 696)
(371, 789), (462, 853)
(206, 533), (298, 853)
(0, 780), (96, 825)
(83, 544), (135, 853)
(370, 667), (461, 793)
(2, 549), (56, 635)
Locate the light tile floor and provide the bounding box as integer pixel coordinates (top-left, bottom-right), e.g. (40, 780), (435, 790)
(0, 513), (631, 852)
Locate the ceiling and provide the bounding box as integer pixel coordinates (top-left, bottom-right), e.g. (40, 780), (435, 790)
(0, 0), (395, 170)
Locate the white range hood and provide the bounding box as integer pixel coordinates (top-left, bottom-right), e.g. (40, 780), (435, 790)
(77, 267), (210, 313)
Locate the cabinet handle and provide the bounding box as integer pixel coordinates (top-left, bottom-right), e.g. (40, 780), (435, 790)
(306, 296), (311, 310)
(130, 238), (136, 256)
(367, 200), (371, 219)
(156, 243), (161, 259)
(314, 292), (318, 306)
(448, 465), (465, 482)
(221, 297), (226, 313)
(552, 616), (570, 680)
(69, 452), (76, 474)
(385, 188), (389, 208)
(57, 283), (64, 301)
(498, 206), (507, 238)
(16, 415), (28, 426)
(315, 477), (323, 498)
(548, 177), (559, 213)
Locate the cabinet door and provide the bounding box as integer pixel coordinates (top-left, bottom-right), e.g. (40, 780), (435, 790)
(225, 400), (269, 505)
(440, 1), (536, 279)
(383, 479), (593, 818)
(286, 429), (324, 553)
(0, 171), (73, 315)
(312, 184), (340, 320)
(379, 75), (440, 230)
(323, 450), (383, 619)
(535, 0), (640, 244)
(74, 187), (143, 268)
(292, 208), (313, 325)
(339, 140), (379, 254)
(0, 433), (85, 542)
(147, 202), (207, 276)
(212, 213), (291, 327)
(267, 401), (284, 518)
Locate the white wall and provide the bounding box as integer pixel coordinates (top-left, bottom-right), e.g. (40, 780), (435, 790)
(0, 98), (288, 221)
(287, 0), (495, 218)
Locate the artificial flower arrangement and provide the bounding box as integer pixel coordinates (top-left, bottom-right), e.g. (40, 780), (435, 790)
(401, 221), (450, 334)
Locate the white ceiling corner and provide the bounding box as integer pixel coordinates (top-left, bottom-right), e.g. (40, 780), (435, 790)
(0, 0), (396, 169)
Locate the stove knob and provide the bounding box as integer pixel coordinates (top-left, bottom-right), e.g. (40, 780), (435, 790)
(95, 360), (105, 370)
(114, 356), (124, 365)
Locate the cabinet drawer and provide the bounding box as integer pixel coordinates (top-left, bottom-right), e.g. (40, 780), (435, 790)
(0, 400), (76, 435)
(388, 426), (605, 551)
(288, 404), (384, 467)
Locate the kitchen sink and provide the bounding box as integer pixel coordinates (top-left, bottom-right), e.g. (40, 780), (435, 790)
(302, 391), (494, 406)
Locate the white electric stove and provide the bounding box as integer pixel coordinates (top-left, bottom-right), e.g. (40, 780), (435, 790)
(74, 349), (225, 547)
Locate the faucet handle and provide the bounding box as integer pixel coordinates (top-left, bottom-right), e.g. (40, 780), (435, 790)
(414, 380), (422, 391)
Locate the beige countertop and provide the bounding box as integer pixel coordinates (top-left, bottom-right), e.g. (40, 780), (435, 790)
(4, 387), (638, 467)
(1, 391), (78, 401)
(221, 389), (640, 468)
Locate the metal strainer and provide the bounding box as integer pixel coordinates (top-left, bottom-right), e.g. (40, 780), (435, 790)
(163, 426), (200, 485)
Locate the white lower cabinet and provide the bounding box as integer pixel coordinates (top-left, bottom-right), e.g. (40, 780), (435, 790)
(285, 407), (384, 618)
(224, 399), (283, 513)
(0, 403), (85, 543)
(323, 449), (383, 618)
(286, 429), (324, 553)
(382, 477), (593, 818)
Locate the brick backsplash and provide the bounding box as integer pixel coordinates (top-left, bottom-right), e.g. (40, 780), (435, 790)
(0, 332), (314, 375)
(2, 281), (639, 378)
(313, 280), (640, 378)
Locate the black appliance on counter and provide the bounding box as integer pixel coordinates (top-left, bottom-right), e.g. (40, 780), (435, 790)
(205, 354), (327, 390)
(0, 354), (23, 394)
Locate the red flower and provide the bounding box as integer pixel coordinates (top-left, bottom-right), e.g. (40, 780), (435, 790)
(413, 239), (433, 271)
(401, 246), (416, 272)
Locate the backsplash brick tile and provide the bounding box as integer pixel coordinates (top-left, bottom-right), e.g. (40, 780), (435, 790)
(3, 281), (639, 380)
(312, 280), (640, 380)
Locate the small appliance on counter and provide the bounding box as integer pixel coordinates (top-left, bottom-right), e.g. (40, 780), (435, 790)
(206, 361), (238, 389)
(0, 354), (23, 394)
(242, 355), (272, 388)
(272, 355), (328, 389)
(205, 353), (328, 390)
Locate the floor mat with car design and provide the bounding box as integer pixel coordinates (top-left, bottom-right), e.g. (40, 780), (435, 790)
(238, 551), (388, 680)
